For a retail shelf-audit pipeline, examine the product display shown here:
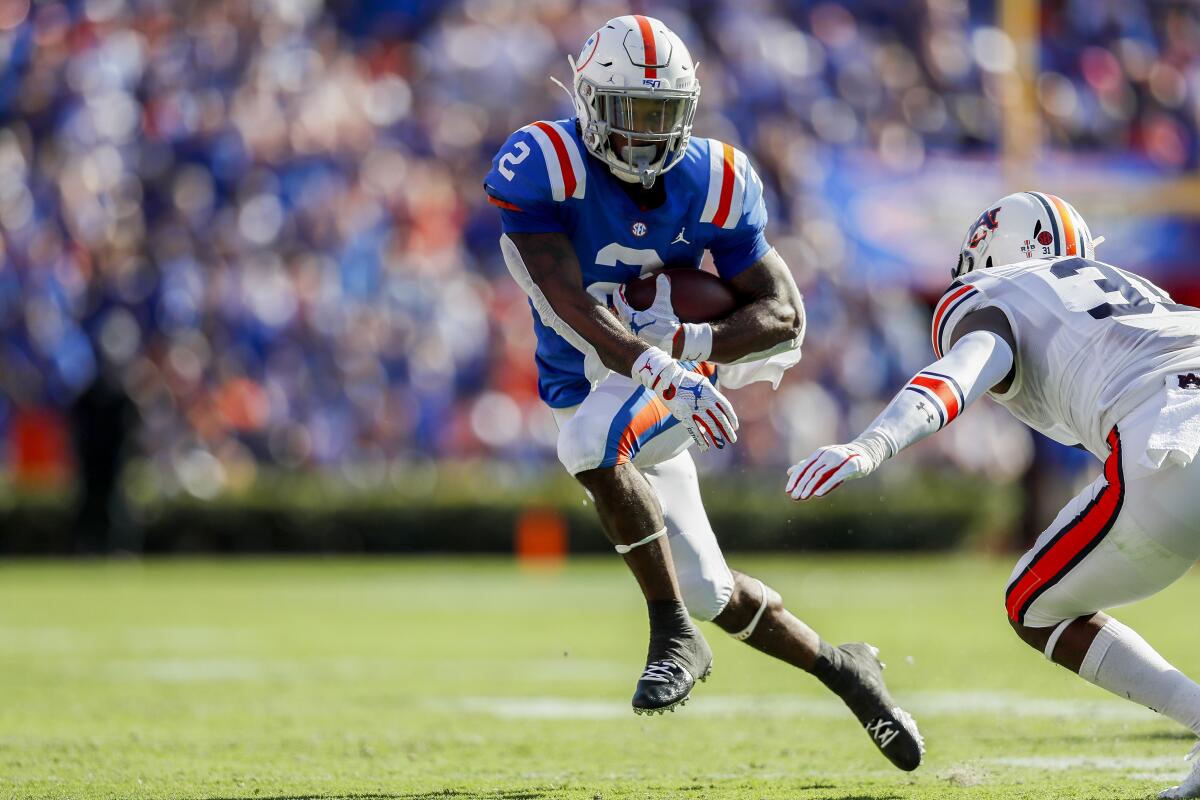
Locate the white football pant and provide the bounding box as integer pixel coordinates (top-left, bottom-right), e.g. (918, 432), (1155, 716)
(1007, 420), (1200, 628)
(553, 371), (734, 620)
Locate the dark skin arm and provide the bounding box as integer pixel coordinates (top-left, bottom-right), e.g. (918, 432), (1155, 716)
(506, 231), (648, 375)
(948, 305), (1018, 393)
(509, 233), (804, 370)
(691, 248), (805, 363)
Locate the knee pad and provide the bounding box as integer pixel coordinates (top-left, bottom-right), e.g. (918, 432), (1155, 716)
(677, 562), (734, 622)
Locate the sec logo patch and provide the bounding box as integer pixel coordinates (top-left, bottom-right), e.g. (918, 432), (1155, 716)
(631, 221), (647, 238)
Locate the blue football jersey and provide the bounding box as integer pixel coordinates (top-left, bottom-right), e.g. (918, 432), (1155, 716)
(484, 118), (771, 408)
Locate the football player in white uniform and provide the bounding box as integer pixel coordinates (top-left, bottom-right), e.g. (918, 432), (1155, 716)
(787, 191), (1200, 798)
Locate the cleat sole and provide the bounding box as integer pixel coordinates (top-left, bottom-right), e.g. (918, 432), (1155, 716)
(632, 693), (691, 716)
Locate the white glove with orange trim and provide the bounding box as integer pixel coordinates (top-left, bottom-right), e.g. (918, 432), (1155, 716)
(785, 442), (881, 501)
(631, 346), (737, 453)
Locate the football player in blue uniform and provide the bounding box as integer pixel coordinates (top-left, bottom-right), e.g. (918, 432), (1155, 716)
(484, 15), (922, 770)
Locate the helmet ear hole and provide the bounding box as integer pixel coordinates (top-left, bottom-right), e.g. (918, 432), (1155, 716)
(985, 256), (993, 270)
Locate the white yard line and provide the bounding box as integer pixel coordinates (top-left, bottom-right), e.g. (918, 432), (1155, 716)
(986, 755), (1185, 770)
(444, 690), (1160, 722)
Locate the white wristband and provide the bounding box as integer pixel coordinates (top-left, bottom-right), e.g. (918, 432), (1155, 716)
(674, 322), (713, 362)
(630, 346), (676, 392)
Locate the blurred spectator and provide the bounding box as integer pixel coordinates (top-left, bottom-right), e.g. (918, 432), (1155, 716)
(0, 0), (1194, 502)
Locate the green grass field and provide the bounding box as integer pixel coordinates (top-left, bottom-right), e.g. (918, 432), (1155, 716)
(1, 555), (1197, 799)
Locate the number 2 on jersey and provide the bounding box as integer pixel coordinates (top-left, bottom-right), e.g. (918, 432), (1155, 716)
(1049, 258), (1189, 320)
(497, 141), (531, 180)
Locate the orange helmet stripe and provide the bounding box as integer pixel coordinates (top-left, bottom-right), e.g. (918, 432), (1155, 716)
(1045, 194), (1077, 257)
(634, 15), (658, 79)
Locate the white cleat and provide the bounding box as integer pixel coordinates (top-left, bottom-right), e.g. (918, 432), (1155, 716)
(1159, 742), (1200, 799)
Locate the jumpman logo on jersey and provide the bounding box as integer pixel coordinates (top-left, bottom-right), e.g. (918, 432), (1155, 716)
(671, 227), (690, 245)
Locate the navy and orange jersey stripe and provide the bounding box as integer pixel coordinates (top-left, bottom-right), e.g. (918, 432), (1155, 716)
(903, 370), (965, 429)
(1004, 427), (1124, 625)
(931, 281), (982, 358)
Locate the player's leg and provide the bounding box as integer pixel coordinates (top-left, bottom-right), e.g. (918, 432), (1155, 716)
(639, 450), (734, 621)
(1005, 429), (1200, 796)
(555, 376), (711, 714)
(640, 449), (923, 771)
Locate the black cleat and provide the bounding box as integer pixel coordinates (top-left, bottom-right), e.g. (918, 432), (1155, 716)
(632, 600), (713, 715)
(631, 656), (712, 715)
(815, 642), (925, 771)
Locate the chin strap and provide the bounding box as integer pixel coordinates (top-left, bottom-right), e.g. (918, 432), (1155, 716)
(729, 578), (769, 641)
(614, 527), (667, 554)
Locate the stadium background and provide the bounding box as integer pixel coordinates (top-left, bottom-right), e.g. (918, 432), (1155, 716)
(0, 0), (1198, 554)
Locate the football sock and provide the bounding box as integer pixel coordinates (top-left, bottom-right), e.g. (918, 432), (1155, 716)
(1078, 618), (1200, 735)
(812, 640), (849, 692)
(646, 599), (709, 676)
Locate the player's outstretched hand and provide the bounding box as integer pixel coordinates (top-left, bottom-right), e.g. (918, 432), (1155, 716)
(632, 347), (737, 452)
(786, 444), (874, 501)
(615, 273), (680, 350)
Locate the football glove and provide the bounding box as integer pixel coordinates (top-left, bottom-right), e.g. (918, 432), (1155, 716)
(785, 443), (877, 501)
(631, 347), (737, 452)
(615, 273), (679, 350)
(615, 274), (713, 361)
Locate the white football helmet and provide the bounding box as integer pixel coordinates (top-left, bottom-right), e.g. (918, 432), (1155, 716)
(954, 191), (1099, 279)
(564, 15), (699, 188)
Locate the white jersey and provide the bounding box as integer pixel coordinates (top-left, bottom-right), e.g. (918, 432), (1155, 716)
(932, 256), (1200, 460)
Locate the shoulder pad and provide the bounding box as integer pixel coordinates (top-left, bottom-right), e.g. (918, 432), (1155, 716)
(698, 139), (756, 229)
(485, 121), (587, 208)
(931, 279), (986, 358)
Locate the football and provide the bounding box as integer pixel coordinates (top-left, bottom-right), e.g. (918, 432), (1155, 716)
(621, 267), (739, 323)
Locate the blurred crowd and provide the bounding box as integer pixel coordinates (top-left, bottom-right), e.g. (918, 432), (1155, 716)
(0, 0), (1197, 500)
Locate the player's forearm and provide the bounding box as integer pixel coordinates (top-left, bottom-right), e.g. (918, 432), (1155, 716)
(501, 233), (649, 375)
(702, 296), (803, 362)
(543, 286), (648, 374)
(695, 249), (805, 363)
(851, 330), (1014, 466)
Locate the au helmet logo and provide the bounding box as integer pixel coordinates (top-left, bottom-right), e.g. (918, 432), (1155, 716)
(968, 207), (1002, 248)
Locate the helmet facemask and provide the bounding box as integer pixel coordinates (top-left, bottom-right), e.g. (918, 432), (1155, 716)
(568, 54), (699, 189)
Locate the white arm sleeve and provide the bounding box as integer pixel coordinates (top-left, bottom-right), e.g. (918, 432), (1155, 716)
(500, 233), (610, 384)
(851, 329), (1015, 465)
